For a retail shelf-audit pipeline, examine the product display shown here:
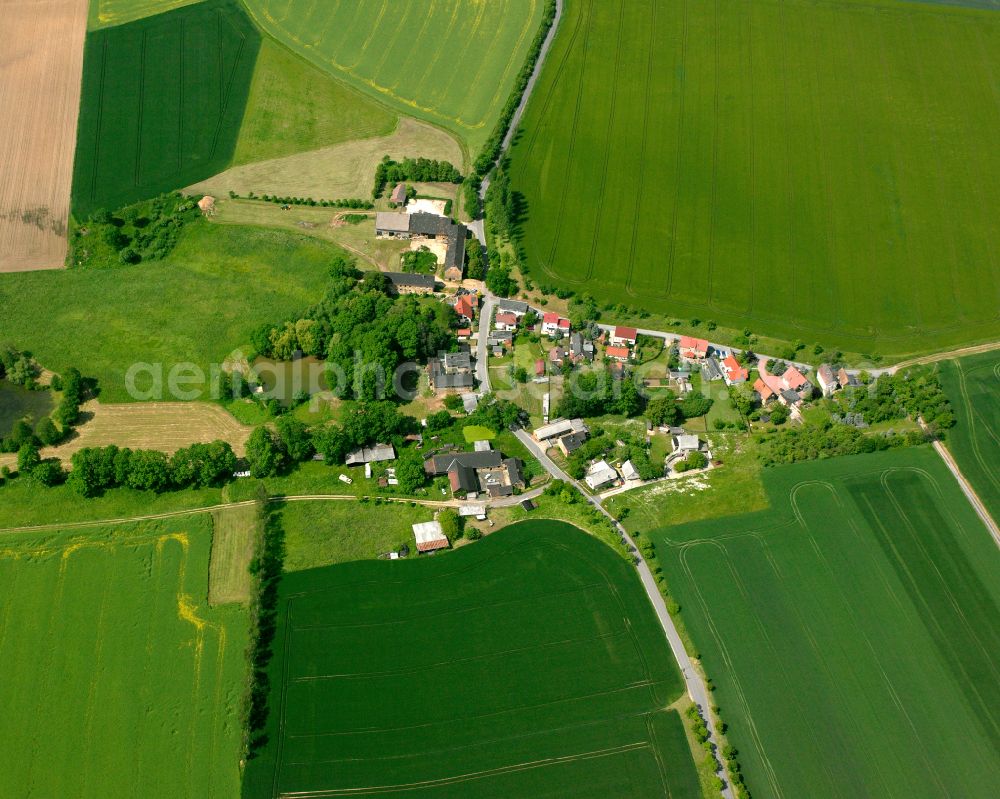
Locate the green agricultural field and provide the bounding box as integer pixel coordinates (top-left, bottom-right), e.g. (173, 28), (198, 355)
(510, 0), (1000, 356)
(232, 37), (397, 166)
(89, 0), (207, 29)
(243, 520), (699, 798)
(938, 350), (1000, 520)
(653, 447), (1000, 799)
(72, 0), (259, 214)
(241, 0), (547, 155)
(0, 517), (248, 798)
(0, 222), (337, 403)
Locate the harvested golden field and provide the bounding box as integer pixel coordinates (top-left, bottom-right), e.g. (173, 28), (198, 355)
(0, 401), (252, 470)
(0, 0), (88, 272)
(184, 117), (463, 202)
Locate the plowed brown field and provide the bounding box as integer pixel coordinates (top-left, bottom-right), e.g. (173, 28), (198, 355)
(0, 0), (88, 272)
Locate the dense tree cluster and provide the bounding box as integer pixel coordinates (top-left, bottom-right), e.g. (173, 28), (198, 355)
(312, 402), (418, 467)
(400, 247), (438, 274)
(484, 253), (517, 297)
(466, 240), (485, 280)
(757, 423), (927, 466)
(0, 344), (39, 387)
(245, 193), (373, 209)
(73, 193), (198, 267)
(251, 256), (457, 400)
(484, 164), (515, 237)
(373, 156), (462, 198)
(67, 440), (237, 496)
(462, 174), (481, 219)
(841, 370), (954, 431)
(465, 394), (527, 432)
(556, 368), (644, 419)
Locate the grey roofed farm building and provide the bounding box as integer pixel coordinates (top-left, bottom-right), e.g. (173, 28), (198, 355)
(375, 211), (468, 281)
(345, 443), (396, 466)
(424, 449), (503, 476)
(533, 418), (588, 442)
(384, 271), (436, 294)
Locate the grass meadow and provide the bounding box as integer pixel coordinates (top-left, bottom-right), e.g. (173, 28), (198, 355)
(72, 0), (259, 214)
(242, 520), (699, 798)
(0, 517), (248, 797)
(509, 0), (1000, 356)
(653, 447), (1000, 799)
(241, 0), (546, 155)
(0, 222), (337, 402)
(232, 37), (397, 166)
(938, 351), (1000, 521)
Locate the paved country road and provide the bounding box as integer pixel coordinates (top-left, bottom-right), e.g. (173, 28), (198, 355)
(932, 441), (1000, 549)
(514, 429), (736, 799)
(479, 0), (564, 200)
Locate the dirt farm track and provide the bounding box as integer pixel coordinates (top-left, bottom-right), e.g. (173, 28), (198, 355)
(0, 0), (88, 272)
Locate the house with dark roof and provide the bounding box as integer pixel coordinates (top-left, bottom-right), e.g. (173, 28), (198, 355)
(428, 347), (474, 390)
(570, 333), (595, 362)
(557, 431), (588, 456)
(375, 212), (468, 282)
(384, 271), (436, 294)
(423, 449), (523, 496)
(496, 298), (529, 316)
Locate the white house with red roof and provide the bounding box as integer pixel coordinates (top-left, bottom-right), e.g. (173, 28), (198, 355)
(679, 336), (709, 361)
(453, 294), (477, 324)
(721, 355), (749, 385)
(610, 326), (638, 347)
(540, 312), (571, 337)
(494, 312), (518, 332)
(606, 345), (631, 362)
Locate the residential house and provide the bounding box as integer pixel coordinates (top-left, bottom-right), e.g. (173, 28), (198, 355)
(345, 443), (396, 466)
(817, 363), (838, 396)
(541, 312), (571, 337)
(570, 333), (595, 362)
(556, 431), (588, 456)
(606, 345), (630, 362)
(487, 330), (513, 349)
(620, 460), (641, 482)
(452, 294), (477, 324)
(672, 434), (702, 453)
(412, 521), (449, 553)
(584, 460), (618, 491)
(549, 346), (570, 367)
(610, 326), (638, 348)
(679, 336), (709, 361)
(384, 271), (436, 295)
(702, 356), (725, 382)
(496, 299), (529, 316)
(721, 355), (749, 385)
(428, 347), (474, 390)
(838, 367), (861, 388)
(533, 418), (588, 443)
(494, 312), (519, 332)
(754, 364), (813, 407)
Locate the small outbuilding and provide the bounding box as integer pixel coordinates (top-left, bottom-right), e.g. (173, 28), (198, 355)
(412, 521), (449, 553)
